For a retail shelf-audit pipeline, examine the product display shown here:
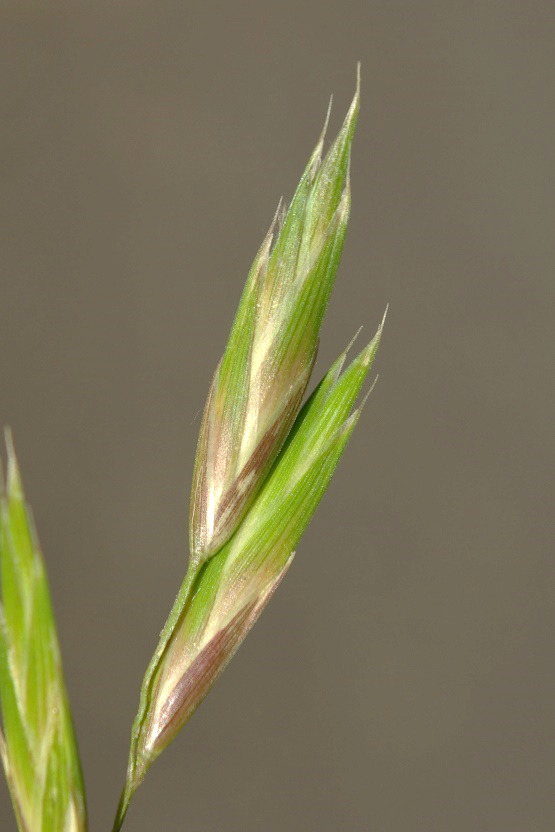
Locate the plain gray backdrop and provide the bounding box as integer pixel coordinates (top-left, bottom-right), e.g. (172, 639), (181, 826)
(1, 2), (554, 830)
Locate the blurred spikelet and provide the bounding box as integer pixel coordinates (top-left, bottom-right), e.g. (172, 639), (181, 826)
(0, 433), (87, 832)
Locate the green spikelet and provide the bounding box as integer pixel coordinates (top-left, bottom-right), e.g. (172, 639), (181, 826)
(0, 433), (87, 832)
(116, 316), (384, 828)
(189, 72), (360, 564)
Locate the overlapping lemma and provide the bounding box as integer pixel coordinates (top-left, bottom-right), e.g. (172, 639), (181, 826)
(190, 79), (360, 564)
(133, 321), (384, 778)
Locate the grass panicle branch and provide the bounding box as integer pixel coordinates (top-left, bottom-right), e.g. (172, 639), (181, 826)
(113, 66), (385, 832)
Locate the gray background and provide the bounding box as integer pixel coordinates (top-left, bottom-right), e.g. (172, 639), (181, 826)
(1, 2), (554, 830)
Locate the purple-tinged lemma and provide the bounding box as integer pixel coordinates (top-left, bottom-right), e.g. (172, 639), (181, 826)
(139, 322), (384, 765)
